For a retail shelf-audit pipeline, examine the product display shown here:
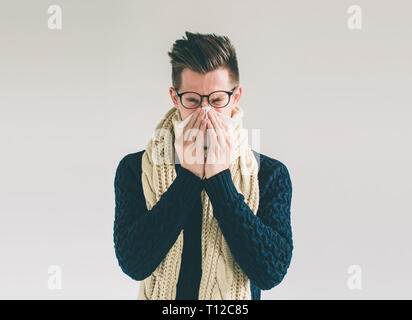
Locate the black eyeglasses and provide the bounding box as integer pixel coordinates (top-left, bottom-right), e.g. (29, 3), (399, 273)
(174, 86), (237, 109)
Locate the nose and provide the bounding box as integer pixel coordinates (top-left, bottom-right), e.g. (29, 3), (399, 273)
(200, 96), (210, 108)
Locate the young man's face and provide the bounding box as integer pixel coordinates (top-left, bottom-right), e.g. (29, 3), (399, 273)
(169, 66), (242, 121)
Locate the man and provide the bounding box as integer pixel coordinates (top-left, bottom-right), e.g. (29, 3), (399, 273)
(113, 31), (293, 300)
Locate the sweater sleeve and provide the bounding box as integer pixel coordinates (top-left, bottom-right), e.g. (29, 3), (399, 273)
(203, 163), (293, 290)
(113, 154), (203, 281)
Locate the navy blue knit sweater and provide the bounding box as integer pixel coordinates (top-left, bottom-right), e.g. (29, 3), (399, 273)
(113, 149), (293, 300)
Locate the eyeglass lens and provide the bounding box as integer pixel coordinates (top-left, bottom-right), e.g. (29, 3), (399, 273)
(181, 91), (230, 108)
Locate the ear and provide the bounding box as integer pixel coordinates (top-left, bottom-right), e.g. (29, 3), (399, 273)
(169, 87), (179, 107)
(233, 85), (242, 105)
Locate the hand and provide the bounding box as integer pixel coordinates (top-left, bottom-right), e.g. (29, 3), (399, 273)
(205, 109), (234, 179)
(174, 108), (207, 179)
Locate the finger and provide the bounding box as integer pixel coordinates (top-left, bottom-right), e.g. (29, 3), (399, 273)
(193, 109), (204, 129)
(220, 118), (228, 131)
(201, 117), (207, 132)
(225, 132), (234, 148)
(200, 119), (208, 156)
(183, 109), (201, 140)
(206, 120), (218, 149)
(206, 121), (217, 163)
(184, 109), (202, 141)
(215, 114), (230, 143)
(225, 133), (233, 161)
(209, 111), (225, 147)
(200, 118), (207, 139)
(191, 109), (205, 141)
(193, 132), (204, 164)
(196, 118), (207, 147)
(213, 111), (228, 131)
(206, 119), (217, 141)
(220, 118), (233, 146)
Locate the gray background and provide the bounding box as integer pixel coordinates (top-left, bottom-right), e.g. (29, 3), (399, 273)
(1, 0), (411, 299)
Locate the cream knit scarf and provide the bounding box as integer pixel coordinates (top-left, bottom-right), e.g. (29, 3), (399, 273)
(138, 104), (260, 300)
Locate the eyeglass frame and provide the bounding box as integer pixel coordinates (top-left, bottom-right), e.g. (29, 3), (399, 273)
(173, 86), (237, 109)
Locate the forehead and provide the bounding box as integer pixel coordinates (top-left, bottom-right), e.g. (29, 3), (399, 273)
(180, 66), (232, 93)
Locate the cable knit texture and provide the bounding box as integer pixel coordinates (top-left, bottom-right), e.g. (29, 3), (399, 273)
(137, 104), (259, 300)
(113, 107), (293, 300)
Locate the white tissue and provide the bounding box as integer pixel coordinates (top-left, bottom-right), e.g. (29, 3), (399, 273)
(173, 107), (237, 141)
(202, 106), (212, 119)
(216, 110), (237, 132)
